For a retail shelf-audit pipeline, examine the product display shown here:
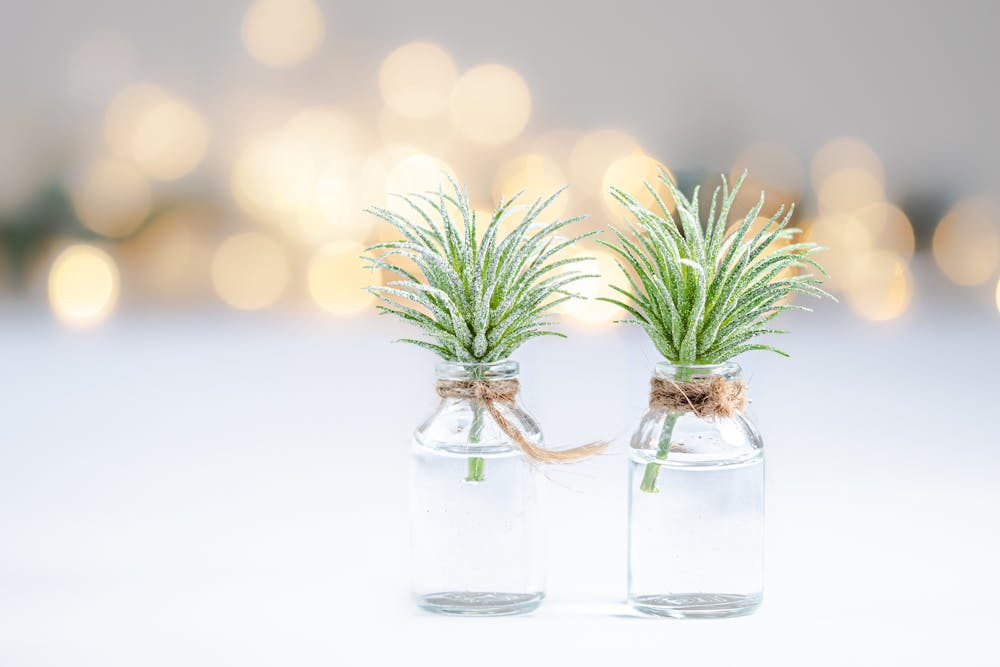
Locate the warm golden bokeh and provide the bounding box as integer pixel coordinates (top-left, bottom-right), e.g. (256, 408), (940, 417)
(558, 248), (621, 325)
(48, 244), (120, 327)
(210, 232), (289, 310)
(569, 129), (640, 204)
(844, 251), (912, 321)
(308, 241), (379, 315)
(313, 155), (384, 243)
(853, 202), (915, 259)
(104, 83), (209, 180)
(493, 154), (568, 218)
(378, 106), (455, 154)
(123, 205), (215, 299)
(811, 137), (885, 191)
(379, 42), (457, 120)
(601, 153), (674, 219)
(384, 151), (455, 200)
(817, 167), (885, 214)
(230, 135), (313, 223)
(450, 64), (531, 145)
(283, 106), (358, 160)
(241, 0), (325, 67)
(70, 156), (151, 238)
(804, 214), (877, 291)
(932, 198), (1000, 286)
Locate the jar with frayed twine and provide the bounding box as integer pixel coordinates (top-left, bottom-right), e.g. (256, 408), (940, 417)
(436, 378), (607, 464)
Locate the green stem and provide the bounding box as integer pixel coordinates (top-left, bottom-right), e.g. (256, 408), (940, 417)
(639, 412), (678, 493)
(639, 365), (693, 493)
(465, 402), (486, 482)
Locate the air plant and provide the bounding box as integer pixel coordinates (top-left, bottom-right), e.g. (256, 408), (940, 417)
(363, 176), (596, 480)
(601, 169), (832, 491)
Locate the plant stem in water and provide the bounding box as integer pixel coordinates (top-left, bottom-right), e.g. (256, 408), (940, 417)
(639, 366), (692, 493)
(639, 412), (678, 493)
(466, 401), (486, 482)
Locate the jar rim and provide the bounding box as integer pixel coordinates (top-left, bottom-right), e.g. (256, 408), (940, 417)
(435, 360), (519, 380)
(654, 360), (741, 379)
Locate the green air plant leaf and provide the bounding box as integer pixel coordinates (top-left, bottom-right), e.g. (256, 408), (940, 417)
(603, 169), (833, 365)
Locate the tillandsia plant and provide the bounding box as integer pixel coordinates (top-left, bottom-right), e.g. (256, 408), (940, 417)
(601, 169), (832, 492)
(363, 175), (598, 481)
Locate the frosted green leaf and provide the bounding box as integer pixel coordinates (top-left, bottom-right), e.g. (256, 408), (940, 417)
(364, 175), (593, 362)
(604, 169), (833, 364)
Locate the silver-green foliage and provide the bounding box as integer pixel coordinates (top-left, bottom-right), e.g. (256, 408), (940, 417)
(364, 177), (596, 362)
(601, 170), (832, 364)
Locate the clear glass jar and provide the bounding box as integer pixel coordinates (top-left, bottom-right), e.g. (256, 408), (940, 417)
(411, 360), (545, 615)
(627, 362), (764, 618)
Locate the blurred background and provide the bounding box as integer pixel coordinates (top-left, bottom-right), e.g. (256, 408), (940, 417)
(1, 1), (998, 665)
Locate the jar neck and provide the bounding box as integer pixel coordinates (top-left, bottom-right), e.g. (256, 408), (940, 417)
(435, 360), (519, 382)
(654, 361), (742, 382)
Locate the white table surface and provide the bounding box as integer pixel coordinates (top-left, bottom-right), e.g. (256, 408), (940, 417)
(1, 275), (998, 666)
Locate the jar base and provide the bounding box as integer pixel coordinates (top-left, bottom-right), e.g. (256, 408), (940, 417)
(628, 592), (762, 619)
(417, 591), (544, 616)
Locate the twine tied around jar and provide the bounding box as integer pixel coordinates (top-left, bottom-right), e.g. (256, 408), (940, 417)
(648, 376), (747, 418)
(435, 379), (607, 464)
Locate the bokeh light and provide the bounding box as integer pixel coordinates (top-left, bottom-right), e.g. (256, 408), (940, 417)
(229, 107), (372, 242)
(313, 155), (384, 243)
(932, 198), (1000, 286)
(70, 156), (151, 238)
(123, 205), (215, 299)
(601, 153), (674, 218)
(384, 151), (455, 198)
(493, 154), (568, 218)
(450, 64), (531, 145)
(230, 135), (313, 223)
(104, 83), (208, 180)
(379, 42), (457, 119)
(558, 248), (621, 325)
(283, 106), (358, 162)
(241, 0), (325, 67)
(308, 241), (378, 315)
(817, 167), (885, 214)
(47, 244), (120, 328)
(804, 214), (877, 291)
(378, 107), (455, 154)
(569, 129), (640, 203)
(995, 278), (1000, 314)
(844, 251), (912, 322)
(854, 202), (915, 259)
(210, 232), (289, 310)
(811, 137), (885, 191)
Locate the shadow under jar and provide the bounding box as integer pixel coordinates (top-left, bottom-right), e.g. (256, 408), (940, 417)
(411, 360), (544, 616)
(627, 361), (764, 619)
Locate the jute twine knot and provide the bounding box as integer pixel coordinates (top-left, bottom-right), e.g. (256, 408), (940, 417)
(436, 379), (607, 464)
(649, 376), (747, 418)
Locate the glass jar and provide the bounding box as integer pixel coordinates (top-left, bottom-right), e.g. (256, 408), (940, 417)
(627, 362), (764, 618)
(411, 360), (545, 615)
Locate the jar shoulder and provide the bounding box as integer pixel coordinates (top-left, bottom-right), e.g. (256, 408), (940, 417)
(630, 408), (763, 465)
(414, 398), (542, 454)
